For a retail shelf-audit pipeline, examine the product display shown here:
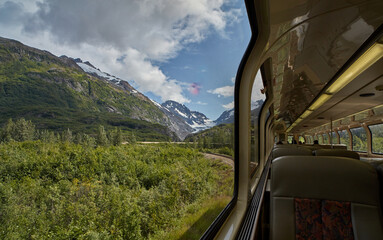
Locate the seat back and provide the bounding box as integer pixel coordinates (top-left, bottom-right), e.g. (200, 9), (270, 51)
(314, 149), (360, 160)
(271, 156), (383, 240)
(271, 147), (312, 159)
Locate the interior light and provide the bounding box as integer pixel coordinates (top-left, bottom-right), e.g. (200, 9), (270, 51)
(286, 42), (383, 133)
(309, 94), (332, 110)
(300, 109), (313, 119)
(326, 42), (383, 94)
(295, 118), (303, 124)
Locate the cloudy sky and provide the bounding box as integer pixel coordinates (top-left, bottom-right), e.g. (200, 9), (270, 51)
(0, 0), (264, 119)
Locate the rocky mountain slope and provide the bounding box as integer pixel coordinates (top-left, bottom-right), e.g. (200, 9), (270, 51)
(0, 36), (261, 141)
(0, 37), (178, 141)
(161, 100), (215, 132)
(214, 99), (264, 125)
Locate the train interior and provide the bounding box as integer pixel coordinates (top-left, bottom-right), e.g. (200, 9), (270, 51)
(206, 0), (383, 239)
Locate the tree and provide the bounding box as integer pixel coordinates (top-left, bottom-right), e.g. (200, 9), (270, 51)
(112, 127), (122, 146)
(82, 133), (96, 148)
(37, 129), (57, 143)
(96, 125), (108, 146)
(0, 118), (15, 142)
(12, 118), (35, 142)
(61, 128), (73, 143)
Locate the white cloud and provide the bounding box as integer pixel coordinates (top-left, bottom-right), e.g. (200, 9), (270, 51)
(251, 70), (265, 102)
(231, 76), (236, 83)
(196, 101), (207, 105)
(207, 85), (234, 97)
(0, 0), (239, 104)
(222, 101), (234, 110)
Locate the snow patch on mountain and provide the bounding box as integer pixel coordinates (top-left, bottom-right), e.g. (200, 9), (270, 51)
(161, 100), (216, 132)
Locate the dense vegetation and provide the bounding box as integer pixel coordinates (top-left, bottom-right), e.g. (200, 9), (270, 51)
(370, 124), (383, 154)
(0, 141), (233, 239)
(0, 119), (233, 239)
(185, 123), (234, 157)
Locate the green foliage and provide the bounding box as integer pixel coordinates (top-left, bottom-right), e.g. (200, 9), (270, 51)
(96, 125), (108, 146)
(0, 142), (232, 239)
(0, 118), (35, 142)
(185, 123), (234, 154)
(111, 127), (123, 146)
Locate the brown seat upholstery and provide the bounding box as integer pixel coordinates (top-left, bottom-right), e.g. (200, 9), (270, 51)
(332, 144), (348, 149)
(271, 147), (312, 159)
(372, 162), (383, 217)
(314, 149), (360, 160)
(271, 156), (383, 240)
(299, 145), (322, 151)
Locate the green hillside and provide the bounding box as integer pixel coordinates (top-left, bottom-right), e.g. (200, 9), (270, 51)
(185, 123), (234, 156)
(0, 37), (176, 141)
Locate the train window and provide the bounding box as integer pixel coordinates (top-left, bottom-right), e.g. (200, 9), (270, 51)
(322, 133), (329, 144)
(368, 124), (383, 154)
(298, 136), (305, 143)
(287, 135), (293, 144)
(331, 132), (338, 144)
(338, 130), (351, 150)
(318, 134), (323, 144)
(250, 70), (266, 170)
(350, 127), (367, 152)
(309, 135), (313, 144)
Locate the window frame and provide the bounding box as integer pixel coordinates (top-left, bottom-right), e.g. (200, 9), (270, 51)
(368, 123), (383, 155)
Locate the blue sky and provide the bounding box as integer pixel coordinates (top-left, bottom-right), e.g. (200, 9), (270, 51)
(0, 0), (256, 120)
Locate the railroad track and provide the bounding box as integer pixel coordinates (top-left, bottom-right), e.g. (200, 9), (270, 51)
(203, 153), (234, 168)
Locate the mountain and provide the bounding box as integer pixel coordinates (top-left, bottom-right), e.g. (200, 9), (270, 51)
(161, 100), (215, 132)
(0, 37), (178, 141)
(74, 58), (195, 140)
(214, 99), (264, 125)
(214, 109), (234, 125)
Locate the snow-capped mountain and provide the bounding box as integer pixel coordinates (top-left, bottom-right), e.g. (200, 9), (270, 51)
(74, 58), (144, 96)
(74, 58), (261, 138)
(214, 108), (234, 125)
(214, 99), (264, 125)
(161, 100), (215, 132)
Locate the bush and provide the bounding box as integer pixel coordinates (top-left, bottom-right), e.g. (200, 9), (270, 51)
(0, 142), (232, 239)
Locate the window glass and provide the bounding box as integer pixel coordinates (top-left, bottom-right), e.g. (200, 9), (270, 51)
(351, 127), (367, 152)
(250, 70), (266, 173)
(338, 130), (351, 150)
(331, 132), (338, 144)
(318, 134), (323, 144)
(368, 124), (383, 154)
(298, 136), (305, 144)
(323, 133), (329, 144)
(0, 1), (249, 237)
(287, 135), (293, 144)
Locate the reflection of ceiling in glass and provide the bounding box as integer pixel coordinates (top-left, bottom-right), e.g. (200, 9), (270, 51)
(263, 0), (383, 127)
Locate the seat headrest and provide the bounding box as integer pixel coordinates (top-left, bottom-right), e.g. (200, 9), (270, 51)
(272, 147), (312, 159)
(314, 149), (360, 159)
(271, 156), (379, 205)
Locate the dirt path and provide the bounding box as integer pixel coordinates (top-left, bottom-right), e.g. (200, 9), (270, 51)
(203, 153), (234, 169)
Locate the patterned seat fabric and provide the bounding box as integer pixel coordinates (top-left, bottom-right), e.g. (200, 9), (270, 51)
(271, 156), (383, 240)
(295, 198), (354, 240)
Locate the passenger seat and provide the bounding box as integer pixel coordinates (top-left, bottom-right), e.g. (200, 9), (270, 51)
(271, 156), (383, 240)
(314, 149), (360, 160)
(271, 146), (312, 159)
